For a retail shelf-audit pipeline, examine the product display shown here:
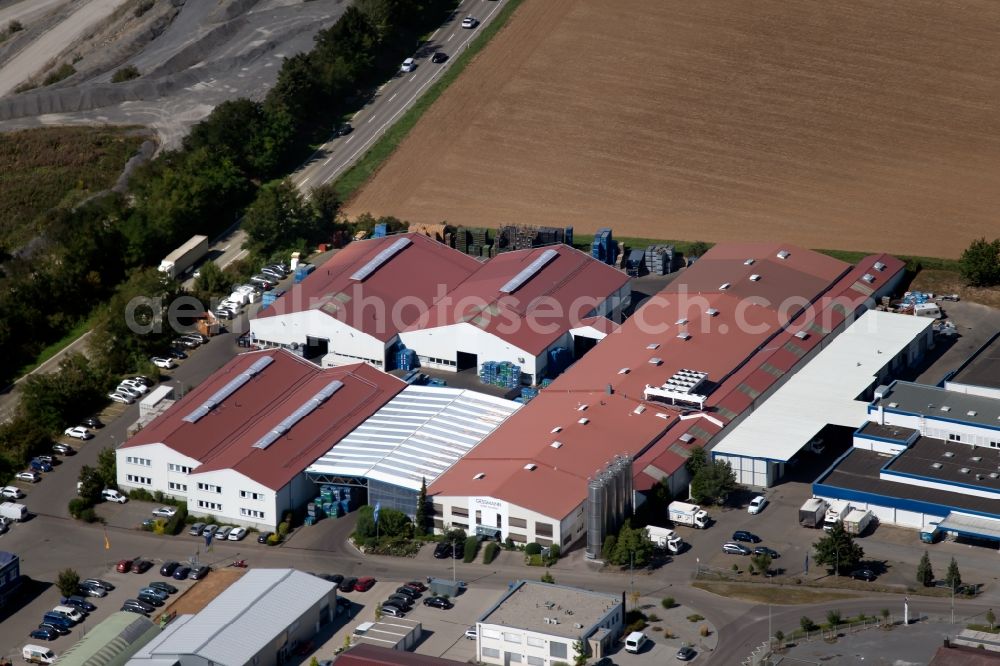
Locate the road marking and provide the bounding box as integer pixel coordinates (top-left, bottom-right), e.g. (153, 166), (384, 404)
(325, 158), (332, 165)
(222, 244), (231, 251)
(389, 93), (397, 101)
(300, 176), (310, 185)
(430, 28), (440, 39)
(447, 32), (454, 41)
(409, 74), (417, 82)
(346, 136), (354, 143)
(222, 249), (249, 269)
(367, 116), (376, 124)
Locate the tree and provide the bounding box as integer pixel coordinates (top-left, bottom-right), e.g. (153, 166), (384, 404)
(541, 571), (555, 584)
(414, 477), (428, 536)
(57, 568), (80, 597)
(354, 504), (412, 540)
(111, 65), (140, 83)
(601, 534), (617, 560)
(773, 629), (784, 650)
(813, 521), (864, 575)
(946, 557), (962, 591)
(750, 552), (772, 576)
(242, 179), (321, 258)
(635, 477), (671, 527)
(986, 608), (995, 631)
(609, 520), (655, 567)
(571, 640), (587, 666)
(916, 551), (934, 587)
(310, 183), (342, 224)
(689, 458), (738, 505)
(880, 608), (890, 626)
(826, 609), (842, 627)
(96, 447), (117, 489)
(78, 465), (104, 503)
(685, 446), (708, 476)
(959, 237), (1000, 287)
(193, 261), (232, 301)
(800, 616), (816, 632)
(374, 602), (382, 621)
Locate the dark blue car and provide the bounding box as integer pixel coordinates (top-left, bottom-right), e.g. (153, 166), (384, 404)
(30, 627), (59, 641)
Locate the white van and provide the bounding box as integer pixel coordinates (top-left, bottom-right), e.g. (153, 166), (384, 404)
(624, 631), (647, 653)
(52, 605), (84, 623)
(102, 488), (128, 504)
(23, 644), (56, 663)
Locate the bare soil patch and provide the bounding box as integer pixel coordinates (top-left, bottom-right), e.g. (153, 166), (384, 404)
(346, 0), (1000, 259)
(692, 581), (863, 605)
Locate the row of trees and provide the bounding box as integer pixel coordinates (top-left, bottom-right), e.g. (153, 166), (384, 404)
(960, 237), (1000, 287)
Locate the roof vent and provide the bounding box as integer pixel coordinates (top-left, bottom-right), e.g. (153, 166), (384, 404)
(719, 282), (731, 290)
(991, 473), (999, 479)
(551, 427), (562, 433)
(473, 473), (485, 480)
(744, 258), (755, 266)
(959, 467), (970, 474)
(350, 237), (412, 281)
(633, 405), (646, 415)
(618, 367), (630, 375)
(940, 406), (951, 412)
(749, 274), (761, 282)
(706, 308), (719, 317)
(971, 456), (982, 463)
(888, 402), (898, 408)
(499, 248), (558, 294)
(777, 250), (790, 259)
(676, 332), (691, 340)
(794, 331), (809, 340)
(550, 441), (563, 449)
(524, 464), (537, 471)
(862, 273), (875, 284)
(577, 404), (588, 412)
(646, 343), (660, 350)
(649, 357), (662, 365)
(943, 452), (955, 458)
(931, 462), (943, 469)
(578, 418), (589, 425)
(676, 318), (688, 325)
(968, 410), (978, 417)
(679, 433), (694, 443)
(874, 261), (887, 272)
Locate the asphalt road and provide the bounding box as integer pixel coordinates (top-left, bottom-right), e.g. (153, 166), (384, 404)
(0, 0), (69, 29)
(291, 0), (509, 191)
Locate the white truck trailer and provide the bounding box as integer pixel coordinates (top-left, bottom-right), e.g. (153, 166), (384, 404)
(158, 235), (209, 279)
(843, 508), (875, 535)
(799, 497), (828, 528)
(668, 501), (709, 529)
(645, 525), (683, 554)
(0, 501), (28, 522)
(823, 500), (852, 531)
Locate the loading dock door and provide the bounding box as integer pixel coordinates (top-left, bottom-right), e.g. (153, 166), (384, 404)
(457, 351), (477, 371)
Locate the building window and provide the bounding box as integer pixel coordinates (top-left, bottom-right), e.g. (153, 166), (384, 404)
(432, 503), (443, 515)
(168, 482), (188, 492)
(168, 464), (192, 473)
(126, 474), (151, 485)
(508, 532), (527, 543)
(481, 629), (501, 640)
(550, 642), (567, 659)
(503, 633), (521, 644)
(240, 508), (265, 519)
(535, 522), (553, 537)
(948, 434), (962, 442)
(508, 654), (522, 663)
(451, 507), (469, 518)
(508, 517), (527, 528)
(526, 637), (544, 648)
(452, 520), (468, 529)
(126, 457), (151, 466)
(197, 500), (222, 511)
(197, 483), (222, 494)
(536, 537), (553, 547)
(527, 657), (543, 666)
(240, 490), (264, 500)
(482, 648), (500, 659)
(433, 518), (444, 529)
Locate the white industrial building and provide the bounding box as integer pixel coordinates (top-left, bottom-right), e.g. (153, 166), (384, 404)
(712, 310), (934, 487)
(250, 234), (628, 385)
(118, 350), (402, 529)
(476, 581), (623, 665)
(306, 385), (521, 527)
(127, 569), (337, 666)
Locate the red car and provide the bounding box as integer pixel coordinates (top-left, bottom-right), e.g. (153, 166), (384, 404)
(354, 576), (376, 592)
(405, 581), (427, 592)
(116, 559), (133, 573)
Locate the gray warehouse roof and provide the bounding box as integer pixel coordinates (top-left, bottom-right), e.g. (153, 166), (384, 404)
(128, 569), (334, 666)
(876, 382), (1000, 429)
(478, 581), (621, 640)
(307, 386), (520, 491)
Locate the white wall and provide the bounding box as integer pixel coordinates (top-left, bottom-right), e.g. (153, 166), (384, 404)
(400, 323), (540, 381)
(187, 468), (282, 530)
(814, 494), (944, 531)
(852, 436), (907, 456)
(880, 410), (1000, 448)
(251, 310), (389, 368)
(477, 624), (576, 666)
(433, 495), (567, 547)
(117, 443), (201, 499)
(944, 381), (1000, 401)
(715, 454), (773, 488)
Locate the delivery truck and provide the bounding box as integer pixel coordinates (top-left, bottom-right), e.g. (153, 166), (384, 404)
(823, 500), (851, 531)
(843, 508), (875, 536)
(799, 497), (829, 528)
(158, 235), (209, 279)
(645, 525), (683, 554)
(668, 501), (709, 529)
(0, 501), (28, 522)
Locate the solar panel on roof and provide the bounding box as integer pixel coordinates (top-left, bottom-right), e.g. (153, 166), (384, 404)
(499, 248), (558, 294)
(252, 379), (344, 450)
(182, 356), (273, 423)
(350, 237), (412, 281)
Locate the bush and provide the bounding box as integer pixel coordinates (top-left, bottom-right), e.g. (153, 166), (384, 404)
(42, 62), (76, 86)
(112, 65), (140, 83)
(662, 597), (676, 609)
(57, 569), (80, 597)
(267, 533), (280, 545)
(602, 535), (617, 560)
(79, 508), (100, 523)
(462, 536), (480, 563)
(525, 542), (542, 556)
(68, 497), (92, 518)
(547, 543), (560, 562)
(162, 504), (187, 535)
(483, 541), (499, 564)
(540, 571), (555, 584)
(128, 488), (155, 502)
(686, 614), (704, 623)
(278, 521), (290, 537)
(699, 625), (711, 637)
(646, 613), (660, 622)
(801, 616), (818, 632)
(504, 536), (515, 550)
(134, 0), (155, 18)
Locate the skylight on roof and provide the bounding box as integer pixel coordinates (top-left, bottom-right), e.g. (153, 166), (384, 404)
(744, 259), (755, 265)
(719, 282), (731, 290)
(182, 355), (273, 423)
(706, 308), (719, 317)
(647, 343), (660, 350)
(551, 426), (562, 433)
(578, 418), (589, 425)
(649, 357), (662, 365)
(473, 473), (485, 480)
(252, 379), (344, 450)
(749, 274), (760, 281)
(550, 441), (563, 449)
(677, 332), (691, 340)
(968, 410), (977, 417)
(794, 331), (809, 340)
(777, 250), (790, 259)
(862, 273), (875, 284)
(618, 367), (630, 375)
(874, 261), (887, 271)
(675, 318), (688, 325)
(577, 404), (588, 412)
(524, 464), (537, 471)
(940, 406), (951, 412)
(499, 248), (558, 294)
(633, 405), (646, 415)
(350, 237), (412, 281)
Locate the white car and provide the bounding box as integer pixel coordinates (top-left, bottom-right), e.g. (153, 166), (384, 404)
(108, 392), (134, 404)
(461, 16), (479, 28)
(1, 486), (24, 499)
(151, 357), (176, 369)
(102, 489), (128, 504)
(119, 380), (148, 394)
(116, 385), (142, 399)
(748, 495), (768, 515)
(16, 471), (40, 483)
(401, 57), (416, 72)
(152, 506), (177, 518)
(228, 526), (248, 541)
(63, 426), (93, 440)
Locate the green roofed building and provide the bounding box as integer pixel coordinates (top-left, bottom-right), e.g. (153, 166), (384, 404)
(55, 611), (159, 666)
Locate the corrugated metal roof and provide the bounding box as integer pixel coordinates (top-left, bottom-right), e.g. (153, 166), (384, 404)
(57, 612), (158, 666)
(308, 386), (521, 491)
(132, 570), (333, 666)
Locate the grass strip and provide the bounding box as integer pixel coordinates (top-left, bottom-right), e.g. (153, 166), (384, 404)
(333, 0), (526, 200)
(14, 315), (95, 380)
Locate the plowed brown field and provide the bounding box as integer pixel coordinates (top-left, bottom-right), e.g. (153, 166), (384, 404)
(346, 0), (1000, 259)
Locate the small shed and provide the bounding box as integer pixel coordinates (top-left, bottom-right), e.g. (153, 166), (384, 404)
(428, 578), (463, 598)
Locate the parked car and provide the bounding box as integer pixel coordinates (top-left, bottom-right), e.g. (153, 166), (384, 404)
(81, 416), (104, 429)
(185, 333), (208, 344)
(748, 496), (768, 515)
(160, 561), (180, 577)
(676, 646), (696, 661)
(50, 606), (84, 623)
(188, 523), (206, 536)
(433, 542), (452, 559)
(148, 581), (178, 595)
(114, 385), (142, 399)
(461, 16), (479, 28)
(116, 559), (134, 573)
(753, 546), (780, 559)
(152, 506), (177, 518)
(40, 613), (73, 630)
(121, 599), (155, 615)
(52, 443), (74, 455)
(395, 586), (419, 599)
(60, 596), (96, 613)
(257, 531), (274, 544)
(228, 526), (247, 541)
(423, 596), (453, 609)
(77, 584), (106, 598)
(151, 356), (176, 369)
(432, 52), (448, 63)
(401, 57), (416, 72)
(172, 566), (192, 580)
(140, 587), (168, 601)
(1, 486), (24, 499)
(136, 592), (164, 607)
(260, 266), (285, 280)
(131, 559), (153, 574)
(405, 581), (427, 592)
(354, 577), (377, 592)
(130, 376), (153, 387)
(63, 426), (93, 440)
(465, 627), (477, 640)
(167, 348), (188, 360)
(319, 573), (344, 585)
(215, 526), (232, 540)
(108, 391), (134, 404)
(732, 530), (761, 543)
(30, 459), (52, 472)
(38, 622), (70, 636)
(173, 337), (199, 349)
(338, 577), (358, 593)
(336, 124), (353, 137)
(722, 542), (751, 556)
(81, 578), (114, 592)
(119, 379), (148, 394)
(851, 568), (877, 581)
(387, 594), (413, 609)
(190, 565), (210, 580)
(29, 627), (60, 641)
(381, 604), (406, 618)
(16, 471), (41, 483)
(202, 524), (219, 537)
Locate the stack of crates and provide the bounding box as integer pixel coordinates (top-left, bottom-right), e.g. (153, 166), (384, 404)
(294, 263), (315, 283)
(479, 361), (521, 389)
(520, 387), (539, 403)
(455, 228), (469, 254)
(541, 378), (554, 388)
(591, 228), (617, 266)
(626, 248), (646, 277)
(396, 348), (416, 371)
(373, 223), (387, 238)
(644, 245), (681, 275)
(306, 501), (325, 526)
(261, 291), (279, 308)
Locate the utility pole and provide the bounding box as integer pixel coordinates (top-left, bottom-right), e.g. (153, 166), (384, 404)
(951, 584), (955, 624)
(768, 604), (772, 648)
(452, 536), (457, 582)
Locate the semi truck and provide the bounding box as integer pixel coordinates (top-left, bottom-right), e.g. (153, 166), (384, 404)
(799, 498), (829, 528)
(668, 501), (709, 529)
(843, 508), (875, 536)
(0, 501), (28, 522)
(645, 525), (683, 554)
(158, 235), (209, 279)
(823, 500), (851, 531)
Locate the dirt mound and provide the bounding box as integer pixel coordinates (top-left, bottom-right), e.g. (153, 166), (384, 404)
(345, 0), (1000, 259)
